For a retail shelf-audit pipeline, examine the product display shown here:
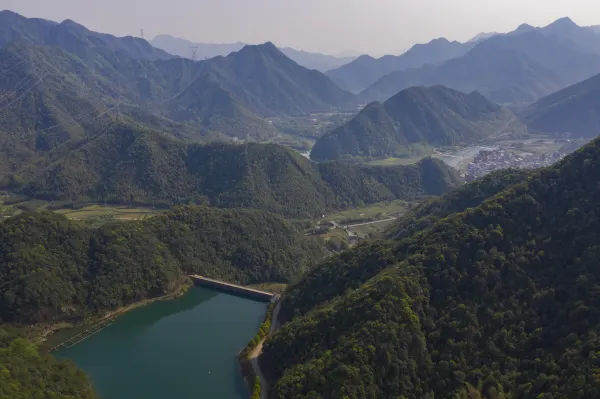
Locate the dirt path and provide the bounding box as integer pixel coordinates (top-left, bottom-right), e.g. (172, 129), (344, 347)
(248, 300), (282, 399)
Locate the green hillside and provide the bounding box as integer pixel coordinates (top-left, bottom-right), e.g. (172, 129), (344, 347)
(520, 72), (600, 137)
(0, 206), (324, 324)
(0, 334), (96, 399)
(0, 42), (232, 174)
(387, 168), (533, 239)
(207, 42), (356, 116)
(260, 136), (600, 398)
(311, 86), (524, 161)
(3, 121), (461, 217)
(0, 43), (118, 174)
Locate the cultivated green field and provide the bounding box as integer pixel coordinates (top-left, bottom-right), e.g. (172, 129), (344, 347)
(55, 205), (160, 221)
(0, 197), (162, 223)
(366, 155), (428, 166)
(350, 219), (398, 237)
(325, 200), (412, 224)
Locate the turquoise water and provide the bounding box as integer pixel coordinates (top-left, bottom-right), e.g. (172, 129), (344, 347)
(55, 287), (266, 399)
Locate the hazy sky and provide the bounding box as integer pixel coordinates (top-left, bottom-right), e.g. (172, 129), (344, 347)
(2, 0), (600, 56)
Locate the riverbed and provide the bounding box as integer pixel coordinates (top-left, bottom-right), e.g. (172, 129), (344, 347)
(55, 287), (266, 399)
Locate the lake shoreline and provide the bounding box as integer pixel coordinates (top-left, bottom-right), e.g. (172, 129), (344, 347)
(54, 285), (268, 399)
(38, 277), (193, 349)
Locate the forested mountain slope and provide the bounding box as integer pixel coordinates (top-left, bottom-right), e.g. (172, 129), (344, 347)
(0, 206), (324, 324)
(311, 86), (524, 161)
(0, 336), (96, 399)
(0, 12), (355, 165)
(387, 168), (533, 239)
(0, 10), (172, 61)
(201, 42), (356, 116)
(0, 43), (114, 173)
(3, 122), (461, 217)
(261, 136), (600, 398)
(520, 72), (600, 137)
(0, 41), (234, 173)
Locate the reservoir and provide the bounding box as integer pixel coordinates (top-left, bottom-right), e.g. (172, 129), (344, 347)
(55, 287), (266, 399)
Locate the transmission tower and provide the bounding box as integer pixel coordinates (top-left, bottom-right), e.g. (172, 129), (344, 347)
(140, 29), (145, 39)
(189, 46), (198, 61)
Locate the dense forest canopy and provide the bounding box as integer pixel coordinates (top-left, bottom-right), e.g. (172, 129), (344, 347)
(1, 122), (461, 218)
(260, 136), (600, 398)
(0, 335), (97, 399)
(386, 168), (533, 239)
(0, 206), (324, 324)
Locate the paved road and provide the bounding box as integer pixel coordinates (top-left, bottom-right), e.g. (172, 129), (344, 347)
(345, 217), (398, 228)
(249, 300), (282, 399)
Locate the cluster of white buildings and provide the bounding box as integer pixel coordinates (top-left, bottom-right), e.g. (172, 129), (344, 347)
(465, 149), (566, 181)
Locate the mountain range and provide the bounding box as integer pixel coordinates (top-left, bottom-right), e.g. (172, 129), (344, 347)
(329, 17), (600, 104)
(311, 86), (526, 161)
(0, 11), (357, 174)
(326, 38), (474, 93)
(0, 10), (172, 61)
(359, 22), (600, 104)
(150, 34), (356, 72)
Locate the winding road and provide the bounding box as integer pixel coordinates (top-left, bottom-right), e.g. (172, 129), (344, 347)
(249, 300), (282, 399)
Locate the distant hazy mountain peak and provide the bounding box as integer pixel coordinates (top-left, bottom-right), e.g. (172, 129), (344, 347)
(59, 19), (86, 29)
(259, 41), (278, 50)
(236, 41), (282, 57)
(327, 38), (473, 92)
(410, 37), (454, 50)
(546, 17), (579, 28)
(468, 32), (499, 42)
(0, 9), (20, 17)
(428, 37), (451, 44)
(150, 35), (354, 71)
(355, 54), (377, 62)
(514, 23), (536, 33)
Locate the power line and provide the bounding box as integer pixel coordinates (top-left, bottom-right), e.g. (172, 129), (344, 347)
(0, 73), (46, 114)
(0, 75), (33, 103)
(189, 46), (198, 61)
(2, 45), (123, 134)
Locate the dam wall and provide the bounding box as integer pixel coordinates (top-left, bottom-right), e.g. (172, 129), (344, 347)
(189, 275), (275, 302)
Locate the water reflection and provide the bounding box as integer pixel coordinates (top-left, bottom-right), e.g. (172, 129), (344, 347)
(55, 287), (265, 399)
